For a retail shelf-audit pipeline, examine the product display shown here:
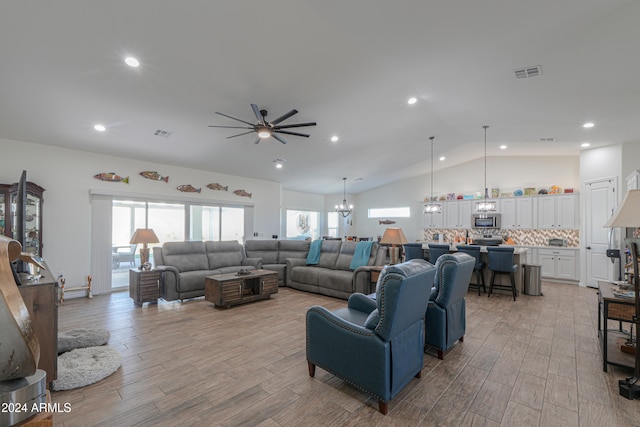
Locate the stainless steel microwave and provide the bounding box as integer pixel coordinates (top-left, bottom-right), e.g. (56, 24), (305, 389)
(471, 213), (501, 229)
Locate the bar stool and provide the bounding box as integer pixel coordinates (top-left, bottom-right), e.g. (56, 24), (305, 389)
(486, 246), (518, 301)
(456, 245), (486, 295)
(428, 243), (450, 265)
(403, 243), (425, 261)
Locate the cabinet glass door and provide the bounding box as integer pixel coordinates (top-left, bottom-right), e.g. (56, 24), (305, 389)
(11, 192), (43, 257)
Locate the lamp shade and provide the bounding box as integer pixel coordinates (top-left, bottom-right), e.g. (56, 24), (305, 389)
(380, 228), (408, 246)
(130, 228), (160, 245)
(603, 190), (640, 228)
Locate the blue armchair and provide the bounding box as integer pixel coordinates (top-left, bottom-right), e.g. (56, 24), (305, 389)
(306, 259), (437, 414)
(424, 252), (475, 359)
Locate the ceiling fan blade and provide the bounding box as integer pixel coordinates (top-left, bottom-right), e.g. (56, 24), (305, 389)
(271, 134), (288, 144)
(270, 109), (298, 125)
(208, 125), (253, 129)
(275, 130), (310, 138)
(226, 130), (256, 139)
(273, 122), (317, 129)
(215, 112), (255, 126)
(251, 104), (264, 123)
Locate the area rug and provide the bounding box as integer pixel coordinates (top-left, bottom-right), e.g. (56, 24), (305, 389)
(52, 346), (122, 391)
(58, 328), (110, 353)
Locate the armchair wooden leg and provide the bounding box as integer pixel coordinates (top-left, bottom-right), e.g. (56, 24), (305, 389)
(415, 369), (422, 378)
(460, 336), (464, 342)
(437, 349), (444, 360)
(307, 361), (315, 377)
(378, 400), (388, 415)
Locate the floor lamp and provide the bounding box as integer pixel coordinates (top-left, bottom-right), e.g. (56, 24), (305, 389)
(603, 189), (640, 399)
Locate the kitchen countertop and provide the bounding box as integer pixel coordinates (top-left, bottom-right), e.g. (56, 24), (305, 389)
(420, 243), (529, 254)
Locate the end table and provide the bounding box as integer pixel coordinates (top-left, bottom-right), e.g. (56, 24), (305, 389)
(129, 269), (160, 306)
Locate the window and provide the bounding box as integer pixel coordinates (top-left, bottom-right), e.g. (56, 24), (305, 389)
(286, 209), (319, 240)
(327, 211), (339, 238)
(368, 207), (411, 218)
(189, 205), (244, 242)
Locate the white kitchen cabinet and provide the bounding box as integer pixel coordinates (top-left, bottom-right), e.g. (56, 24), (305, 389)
(422, 203), (444, 228)
(537, 248), (579, 281)
(444, 200), (472, 229)
(536, 194), (578, 229)
(500, 197), (533, 229)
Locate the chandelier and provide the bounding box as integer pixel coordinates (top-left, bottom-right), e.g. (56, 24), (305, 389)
(477, 125), (496, 215)
(335, 178), (353, 218)
(424, 136), (442, 214)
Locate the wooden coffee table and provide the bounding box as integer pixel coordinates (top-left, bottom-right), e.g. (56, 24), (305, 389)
(204, 269), (278, 308)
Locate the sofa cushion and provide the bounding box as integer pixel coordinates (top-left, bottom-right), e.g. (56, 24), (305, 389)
(205, 241), (244, 270)
(290, 266), (321, 286)
(318, 240), (341, 269)
(244, 240), (279, 264)
(278, 240), (310, 263)
(318, 269), (355, 294)
(335, 241), (357, 271)
(161, 242), (208, 272)
(178, 270), (211, 292)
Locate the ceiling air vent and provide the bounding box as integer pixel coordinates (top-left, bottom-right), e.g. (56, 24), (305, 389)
(539, 137), (555, 142)
(514, 65), (542, 79)
(154, 129), (173, 138)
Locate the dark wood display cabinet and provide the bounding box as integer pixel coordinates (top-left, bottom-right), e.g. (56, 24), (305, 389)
(0, 181), (45, 257)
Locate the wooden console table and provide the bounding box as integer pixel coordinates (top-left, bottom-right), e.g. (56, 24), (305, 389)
(18, 269), (58, 388)
(597, 280), (635, 372)
(205, 269), (278, 308)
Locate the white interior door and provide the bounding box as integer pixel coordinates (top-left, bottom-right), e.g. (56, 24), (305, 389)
(584, 178), (617, 287)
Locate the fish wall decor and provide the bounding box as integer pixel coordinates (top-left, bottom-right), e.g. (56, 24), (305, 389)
(177, 185), (201, 193)
(207, 183), (228, 191)
(140, 171), (169, 182)
(233, 189), (252, 198)
(378, 219), (396, 225)
(94, 172), (129, 183)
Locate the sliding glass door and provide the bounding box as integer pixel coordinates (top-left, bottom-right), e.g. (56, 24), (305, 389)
(111, 199), (247, 289)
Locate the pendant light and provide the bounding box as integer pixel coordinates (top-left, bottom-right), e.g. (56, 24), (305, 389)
(477, 125), (496, 215)
(335, 178), (353, 218)
(424, 136), (442, 214)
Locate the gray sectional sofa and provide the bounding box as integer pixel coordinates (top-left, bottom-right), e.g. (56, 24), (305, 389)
(153, 239), (387, 302)
(153, 241), (262, 301)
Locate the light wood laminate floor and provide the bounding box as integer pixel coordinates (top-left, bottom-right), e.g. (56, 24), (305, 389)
(52, 282), (640, 426)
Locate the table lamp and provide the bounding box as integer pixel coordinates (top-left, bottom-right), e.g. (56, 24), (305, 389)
(130, 228), (159, 269)
(603, 189), (640, 399)
(380, 227), (408, 265)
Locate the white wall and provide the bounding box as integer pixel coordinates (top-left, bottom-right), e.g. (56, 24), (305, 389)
(0, 138), (281, 288)
(353, 156), (580, 241)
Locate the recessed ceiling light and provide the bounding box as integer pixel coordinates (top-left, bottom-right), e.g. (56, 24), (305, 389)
(407, 97), (417, 105)
(94, 124), (106, 132)
(499, 145), (507, 150)
(124, 56), (140, 67)
(273, 158), (286, 169)
(331, 135), (339, 142)
(439, 156), (446, 161)
(581, 142), (591, 148)
(583, 122), (594, 128)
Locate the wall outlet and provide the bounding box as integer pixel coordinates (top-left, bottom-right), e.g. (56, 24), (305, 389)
(253, 232), (258, 237)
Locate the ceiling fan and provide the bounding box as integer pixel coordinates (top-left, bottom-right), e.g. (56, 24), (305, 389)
(208, 104), (317, 144)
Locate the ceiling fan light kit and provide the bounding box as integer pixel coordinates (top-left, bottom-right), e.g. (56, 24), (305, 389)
(209, 104), (316, 145)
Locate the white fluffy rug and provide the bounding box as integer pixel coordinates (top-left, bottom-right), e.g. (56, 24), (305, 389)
(52, 346), (122, 391)
(58, 328), (110, 353)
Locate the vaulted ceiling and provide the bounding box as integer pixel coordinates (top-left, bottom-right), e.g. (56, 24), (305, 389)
(1, 1), (638, 194)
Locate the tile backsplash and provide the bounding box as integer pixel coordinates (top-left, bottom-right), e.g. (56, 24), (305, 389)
(423, 228), (579, 247)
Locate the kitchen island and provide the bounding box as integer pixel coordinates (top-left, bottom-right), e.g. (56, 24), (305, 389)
(422, 243), (529, 295)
